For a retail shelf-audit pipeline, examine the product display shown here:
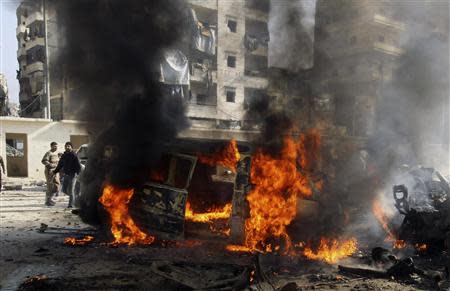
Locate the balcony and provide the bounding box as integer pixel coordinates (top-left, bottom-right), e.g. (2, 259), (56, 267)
(246, 45), (268, 57)
(373, 14), (406, 31)
(186, 103), (217, 119)
(25, 62), (44, 74)
(187, 0), (217, 11)
(25, 37), (45, 50)
(243, 75), (268, 89)
(373, 41), (404, 56)
(16, 24), (27, 36)
(190, 67), (217, 83)
(26, 11), (43, 25)
(244, 8), (268, 22)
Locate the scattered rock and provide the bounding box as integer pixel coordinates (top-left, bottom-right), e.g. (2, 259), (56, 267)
(38, 223), (48, 233)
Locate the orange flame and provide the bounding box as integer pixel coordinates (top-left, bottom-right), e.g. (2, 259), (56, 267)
(372, 199), (396, 241)
(415, 243), (427, 252)
(185, 202), (232, 222)
(394, 240), (406, 249)
(244, 133), (321, 253)
(64, 235), (94, 246)
(99, 184), (155, 245)
(303, 238), (358, 264)
(198, 139), (241, 172)
(185, 202), (232, 236)
(226, 244), (253, 252)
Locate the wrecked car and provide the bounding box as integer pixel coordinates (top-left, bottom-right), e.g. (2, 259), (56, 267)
(393, 167), (450, 248)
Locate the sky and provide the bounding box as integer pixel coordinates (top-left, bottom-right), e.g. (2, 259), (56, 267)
(0, 0), (20, 104)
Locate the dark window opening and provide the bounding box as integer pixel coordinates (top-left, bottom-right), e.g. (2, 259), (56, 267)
(226, 89), (236, 103)
(227, 55), (236, 68)
(196, 94), (208, 104)
(227, 19), (237, 33)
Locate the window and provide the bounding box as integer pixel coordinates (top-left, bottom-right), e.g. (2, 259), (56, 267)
(227, 19), (237, 33)
(196, 94), (208, 104)
(227, 55), (236, 68)
(225, 88), (236, 103)
(378, 35), (385, 42)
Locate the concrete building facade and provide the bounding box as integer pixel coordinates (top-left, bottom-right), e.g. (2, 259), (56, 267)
(312, 0), (449, 172)
(0, 117), (89, 180)
(16, 1), (65, 120)
(312, 0), (407, 137)
(185, 0), (270, 131)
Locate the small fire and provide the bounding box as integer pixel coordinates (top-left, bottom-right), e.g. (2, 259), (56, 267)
(394, 240), (406, 249)
(415, 243), (427, 252)
(99, 184), (155, 245)
(185, 202), (232, 236)
(198, 139), (241, 172)
(303, 238), (358, 264)
(226, 244), (253, 252)
(244, 133), (321, 253)
(64, 235), (94, 245)
(372, 199), (396, 241)
(185, 202), (232, 222)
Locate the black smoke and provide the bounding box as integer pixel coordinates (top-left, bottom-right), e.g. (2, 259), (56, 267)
(47, 0), (189, 223)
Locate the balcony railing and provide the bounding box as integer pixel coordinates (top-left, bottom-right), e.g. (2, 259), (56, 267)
(25, 37), (45, 50)
(373, 41), (404, 56)
(16, 24), (27, 36)
(187, 0), (217, 10)
(25, 62), (44, 74)
(190, 67), (217, 83)
(373, 14), (406, 31)
(26, 11), (43, 25)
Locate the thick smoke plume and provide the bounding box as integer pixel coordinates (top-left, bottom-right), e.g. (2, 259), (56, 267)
(47, 0), (189, 223)
(269, 0), (316, 71)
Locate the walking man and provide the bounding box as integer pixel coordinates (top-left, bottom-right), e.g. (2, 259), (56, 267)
(41, 142), (60, 206)
(0, 155), (5, 193)
(54, 142), (81, 208)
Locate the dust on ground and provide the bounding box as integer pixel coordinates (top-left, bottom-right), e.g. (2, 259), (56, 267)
(1, 183), (448, 290)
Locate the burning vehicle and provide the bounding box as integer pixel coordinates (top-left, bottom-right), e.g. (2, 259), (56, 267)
(393, 167), (450, 249)
(76, 133), (346, 256)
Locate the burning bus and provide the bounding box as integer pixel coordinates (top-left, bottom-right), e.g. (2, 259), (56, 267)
(77, 133), (331, 255)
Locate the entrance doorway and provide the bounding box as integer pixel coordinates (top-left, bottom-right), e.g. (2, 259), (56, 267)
(5, 133), (28, 177)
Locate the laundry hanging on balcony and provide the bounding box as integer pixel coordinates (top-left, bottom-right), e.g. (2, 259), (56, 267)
(189, 8), (216, 55)
(159, 49), (190, 85)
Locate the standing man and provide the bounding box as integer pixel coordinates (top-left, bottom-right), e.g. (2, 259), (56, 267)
(54, 142), (81, 208)
(0, 155), (5, 193)
(41, 142), (60, 206)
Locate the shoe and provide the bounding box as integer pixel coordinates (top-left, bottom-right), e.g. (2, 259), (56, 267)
(45, 201), (55, 206)
(67, 205), (73, 208)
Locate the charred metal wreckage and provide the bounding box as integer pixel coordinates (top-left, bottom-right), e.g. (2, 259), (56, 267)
(393, 167), (450, 248)
(81, 139), (254, 243)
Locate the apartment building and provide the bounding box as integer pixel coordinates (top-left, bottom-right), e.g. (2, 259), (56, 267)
(312, 0), (408, 137)
(16, 1), (64, 119)
(16, 1), (45, 117)
(182, 0), (270, 132)
(312, 0), (449, 140)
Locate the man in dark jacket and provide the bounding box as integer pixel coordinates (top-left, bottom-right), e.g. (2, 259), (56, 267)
(0, 155), (5, 193)
(54, 142), (81, 208)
